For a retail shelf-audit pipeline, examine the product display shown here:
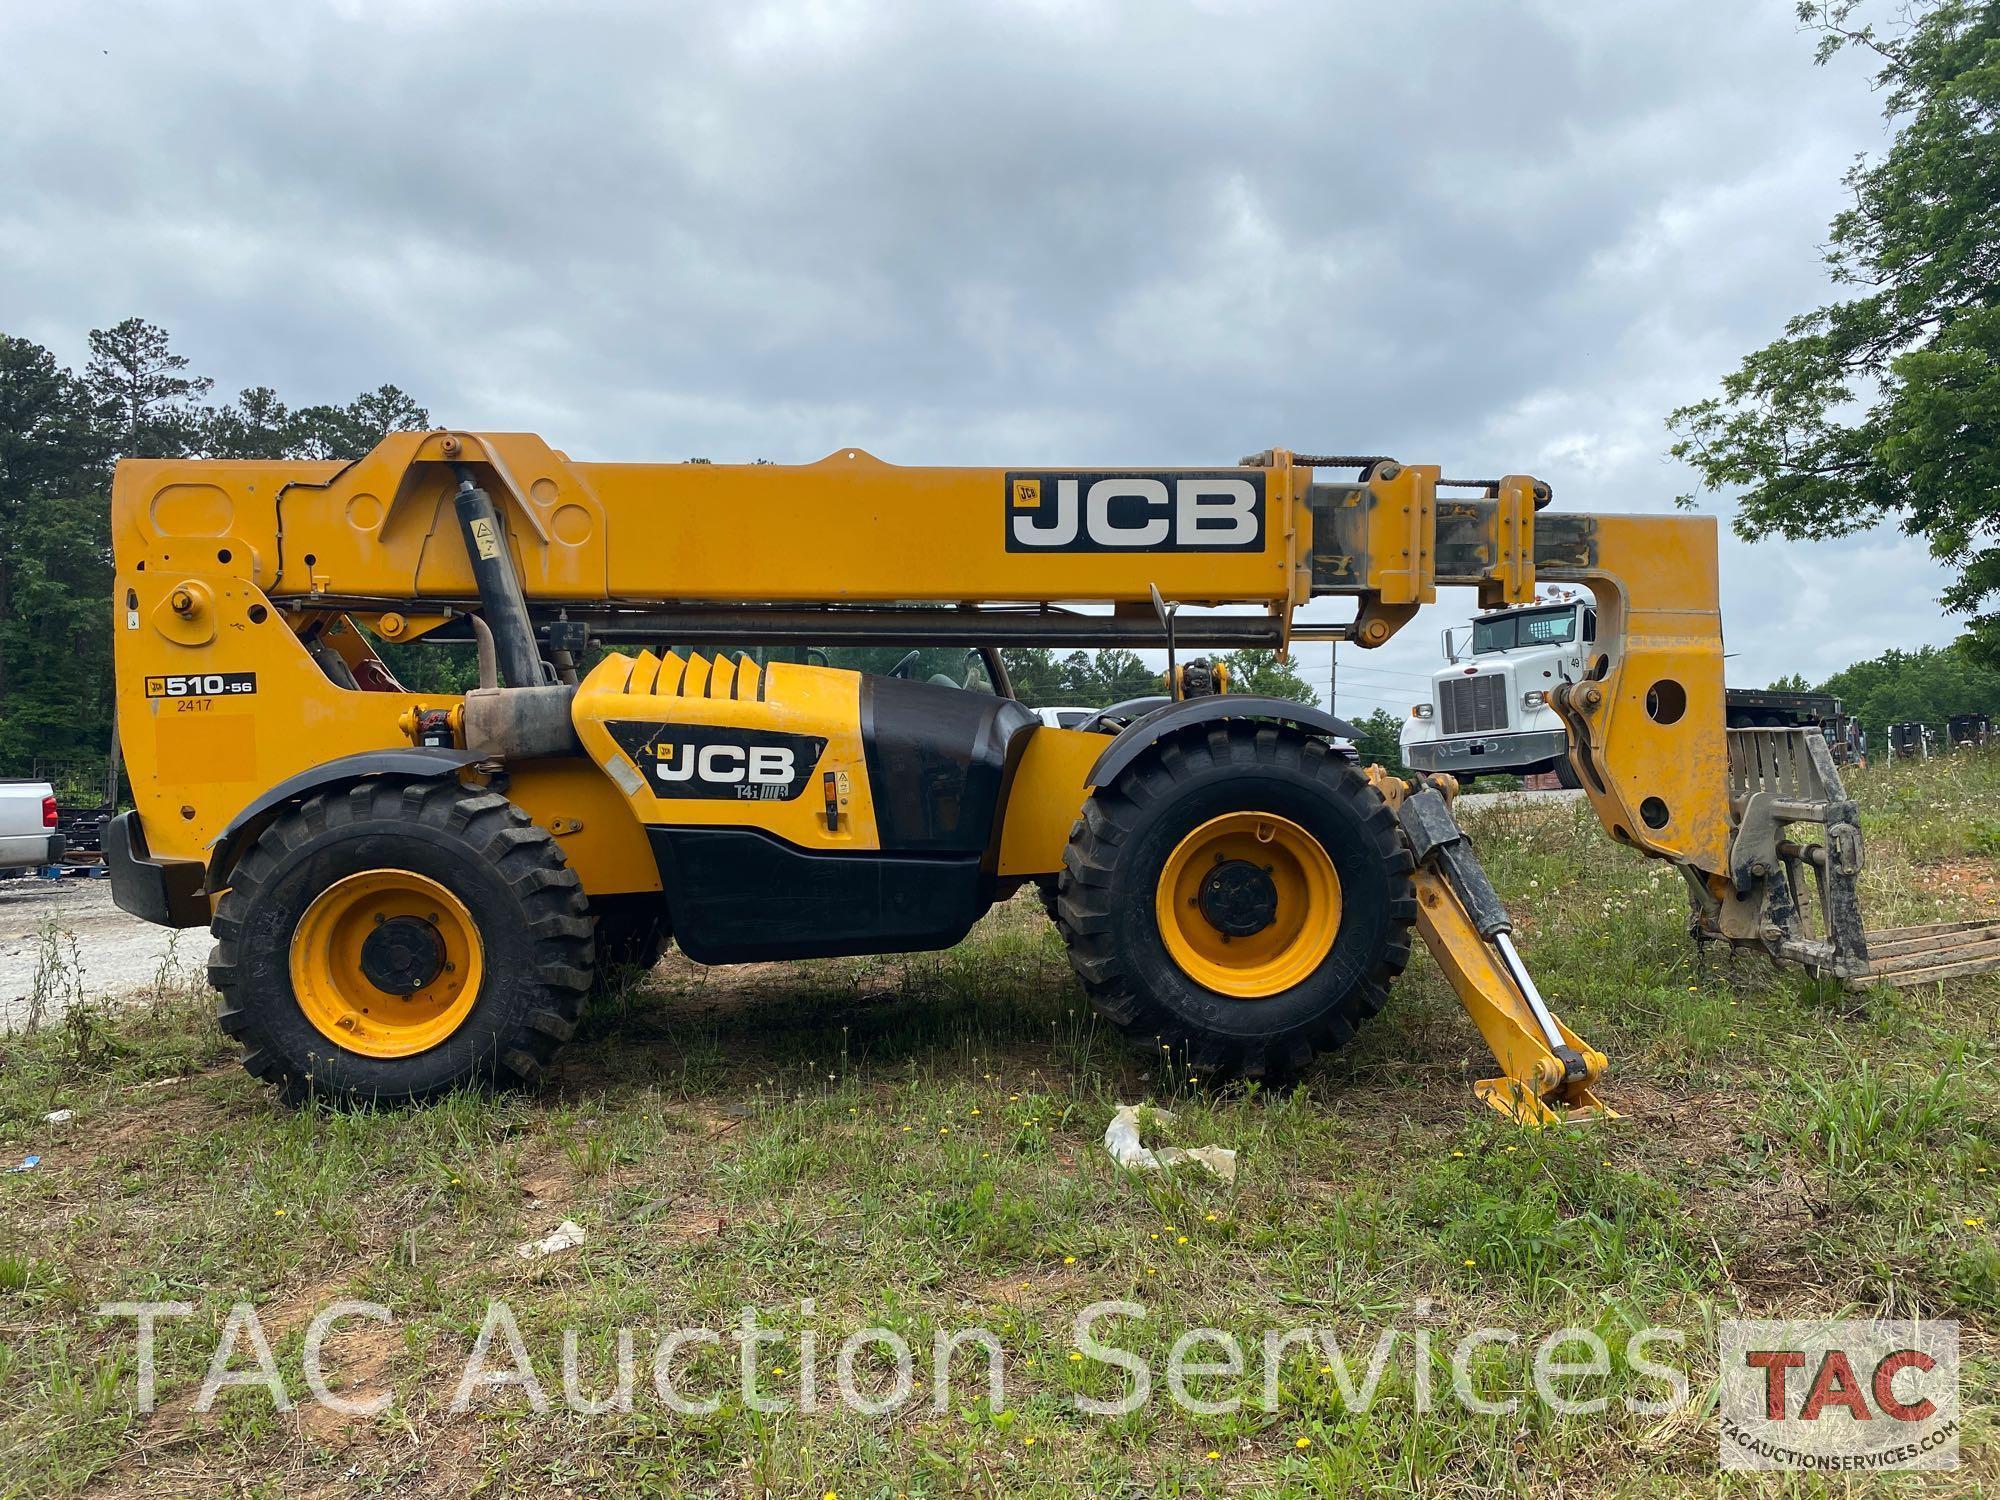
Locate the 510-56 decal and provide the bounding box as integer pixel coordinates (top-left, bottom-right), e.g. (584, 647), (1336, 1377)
(144, 672), (258, 698)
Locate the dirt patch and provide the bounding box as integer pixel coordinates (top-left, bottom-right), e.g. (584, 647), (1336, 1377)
(295, 1316), (402, 1442)
(1913, 855), (2000, 910)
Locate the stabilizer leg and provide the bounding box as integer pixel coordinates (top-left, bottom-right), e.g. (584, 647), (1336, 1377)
(1366, 770), (1613, 1124)
(1412, 865), (1613, 1124)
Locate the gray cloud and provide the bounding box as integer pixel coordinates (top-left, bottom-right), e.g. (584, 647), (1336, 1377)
(0, 0), (1959, 703)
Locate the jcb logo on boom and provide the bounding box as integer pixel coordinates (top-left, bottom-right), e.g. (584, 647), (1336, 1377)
(606, 722), (827, 803)
(1004, 472), (1264, 552)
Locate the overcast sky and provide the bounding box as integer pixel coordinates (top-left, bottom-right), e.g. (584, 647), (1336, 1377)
(0, 0), (1955, 717)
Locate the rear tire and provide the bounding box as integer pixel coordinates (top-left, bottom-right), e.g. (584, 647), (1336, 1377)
(209, 781), (594, 1106)
(1054, 724), (1414, 1083)
(1553, 755), (1583, 790)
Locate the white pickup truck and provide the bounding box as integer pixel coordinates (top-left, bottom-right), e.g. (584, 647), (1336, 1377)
(0, 780), (65, 874)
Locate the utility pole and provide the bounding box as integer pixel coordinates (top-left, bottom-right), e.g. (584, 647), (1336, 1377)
(1328, 640), (1337, 716)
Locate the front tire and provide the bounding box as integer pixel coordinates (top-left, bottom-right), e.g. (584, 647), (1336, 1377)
(209, 781), (594, 1106)
(1055, 725), (1414, 1082)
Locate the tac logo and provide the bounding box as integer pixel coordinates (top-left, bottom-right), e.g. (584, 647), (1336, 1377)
(1004, 471), (1264, 552)
(605, 722), (826, 803)
(1719, 1319), (1958, 1471)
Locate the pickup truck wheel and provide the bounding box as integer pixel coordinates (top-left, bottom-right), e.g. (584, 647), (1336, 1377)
(209, 781), (593, 1106)
(1054, 724), (1415, 1083)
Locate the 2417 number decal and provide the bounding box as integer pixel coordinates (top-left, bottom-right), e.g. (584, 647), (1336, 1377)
(144, 672), (257, 698)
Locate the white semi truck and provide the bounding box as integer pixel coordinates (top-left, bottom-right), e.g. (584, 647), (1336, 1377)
(1400, 599), (1593, 785)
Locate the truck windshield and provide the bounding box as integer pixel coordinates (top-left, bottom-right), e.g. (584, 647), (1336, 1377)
(1472, 607), (1577, 654)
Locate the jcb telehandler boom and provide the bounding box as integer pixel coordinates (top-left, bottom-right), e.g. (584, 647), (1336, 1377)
(103, 433), (1995, 1119)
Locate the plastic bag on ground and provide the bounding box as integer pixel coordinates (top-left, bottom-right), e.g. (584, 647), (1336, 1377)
(1103, 1104), (1237, 1183)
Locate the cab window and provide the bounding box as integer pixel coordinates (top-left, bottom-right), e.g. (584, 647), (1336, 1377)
(1472, 607), (1578, 654)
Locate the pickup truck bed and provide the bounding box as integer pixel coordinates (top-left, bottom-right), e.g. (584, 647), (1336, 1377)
(0, 780), (66, 873)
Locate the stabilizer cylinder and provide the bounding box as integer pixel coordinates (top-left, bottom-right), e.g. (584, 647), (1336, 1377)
(1367, 771), (1613, 1124)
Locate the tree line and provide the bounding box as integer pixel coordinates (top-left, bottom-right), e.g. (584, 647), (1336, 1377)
(0, 319), (429, 787)
(1773, 635), (2000, 747)
(998, 646), (1315, 708)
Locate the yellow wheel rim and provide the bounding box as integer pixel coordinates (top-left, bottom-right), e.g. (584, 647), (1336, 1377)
(1154, 812), (1341, 999)
(290, 870), (484, 1058)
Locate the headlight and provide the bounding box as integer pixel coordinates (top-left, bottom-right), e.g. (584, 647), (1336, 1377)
(1411, 704), (1433, 719)
(1522, 690), (1546, 709)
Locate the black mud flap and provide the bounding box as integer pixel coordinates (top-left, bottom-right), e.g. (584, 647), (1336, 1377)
(106, 812), (210, 928)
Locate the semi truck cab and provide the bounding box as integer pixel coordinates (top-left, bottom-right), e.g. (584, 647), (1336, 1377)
(1400, 600), (1594, 782)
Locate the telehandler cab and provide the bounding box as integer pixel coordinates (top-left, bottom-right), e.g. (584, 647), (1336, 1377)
(104, 435), (1999, 1120)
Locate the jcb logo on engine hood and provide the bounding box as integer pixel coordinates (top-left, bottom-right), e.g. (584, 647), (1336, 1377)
(607, 722), (827, 802)
(1005, 472), (1264, 552)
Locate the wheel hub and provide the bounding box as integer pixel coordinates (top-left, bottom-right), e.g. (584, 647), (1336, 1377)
(290, 869), (484, 1058)
(1197, 859), (1278, 936)
(1153, 811), (1344, 1000)
(359, 915), (446, 995)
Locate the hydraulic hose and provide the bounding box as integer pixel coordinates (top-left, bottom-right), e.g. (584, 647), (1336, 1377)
(451, 465), (542, 689)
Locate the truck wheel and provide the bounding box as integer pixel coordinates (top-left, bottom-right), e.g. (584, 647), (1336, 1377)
(1055, 724), (1414, 1082)
(209, 781), (594, 1106)
(589, 894), (669, 991)
(1553, 755), (1583, 790)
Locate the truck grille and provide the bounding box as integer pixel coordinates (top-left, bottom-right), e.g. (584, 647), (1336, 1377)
(1440, 674), (1508, 736)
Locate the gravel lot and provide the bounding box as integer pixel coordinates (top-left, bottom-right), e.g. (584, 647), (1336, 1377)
(0, 876), (209, 1032)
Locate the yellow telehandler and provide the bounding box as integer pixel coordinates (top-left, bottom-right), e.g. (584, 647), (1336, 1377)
(102, 434), (1996, 1120)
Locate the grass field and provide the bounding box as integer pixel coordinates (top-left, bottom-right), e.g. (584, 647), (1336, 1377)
(1, 756), (1995, 1497)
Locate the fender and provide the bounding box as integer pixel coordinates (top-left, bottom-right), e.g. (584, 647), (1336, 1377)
(205, 748), (481, 892)
(1086, 694), (1361, 788)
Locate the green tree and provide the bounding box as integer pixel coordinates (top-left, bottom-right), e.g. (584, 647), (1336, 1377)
(1351, 708), (1406, 774)
(0, 334), (113, 771)
(998, 647), (1067, 706)
(287, 385), (431, 461)
(85, 316), (212, 456)
(1769, 672), (1813, 692)
(204, 382), (431, 462)
(203, 386), (294, 459)
(1220, 648), (1319, 705)
(1669, 2), (2000, 660)
(1065, 648), (1160, 704)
